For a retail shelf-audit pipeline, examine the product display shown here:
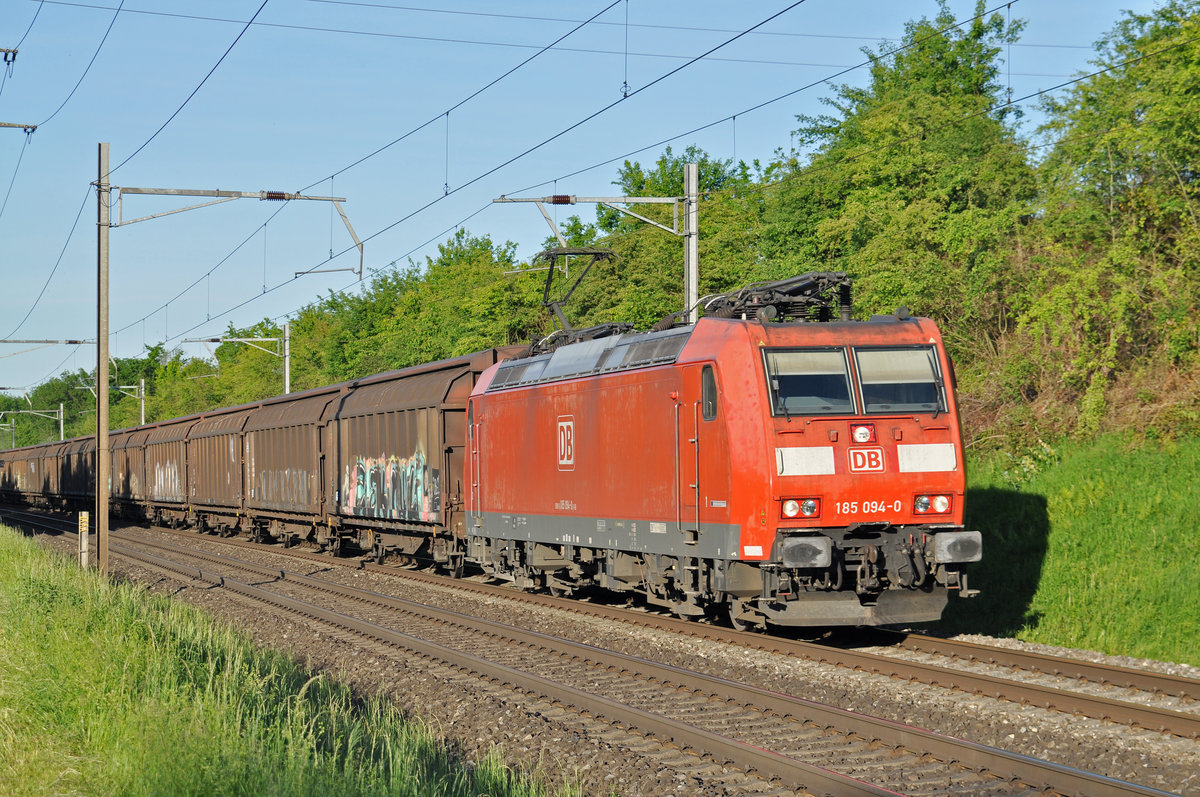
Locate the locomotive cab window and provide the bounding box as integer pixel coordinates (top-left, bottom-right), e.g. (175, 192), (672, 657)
(854, 346), (946, 414)
(701, 365), (718, 421)
(763, 348), (854, 416)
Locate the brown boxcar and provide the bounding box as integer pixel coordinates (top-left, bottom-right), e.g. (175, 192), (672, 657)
(243, 389), (340, 544)
(186, 406), (254, 534)
(110, 426), (152, 516)
(143, 418), (194, 525)
(0, 444), (55, 506)
(58, 437), (95, 506)
(329, 348), (519, 565)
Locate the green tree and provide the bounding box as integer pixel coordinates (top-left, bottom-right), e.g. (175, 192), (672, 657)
(1026, 0), (1200, 433)
(762, 0), (1033, 362)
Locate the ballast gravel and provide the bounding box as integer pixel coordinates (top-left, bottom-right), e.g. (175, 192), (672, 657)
(39, 526), (1200, 797)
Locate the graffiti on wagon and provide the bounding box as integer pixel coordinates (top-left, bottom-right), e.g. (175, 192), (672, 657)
(341, 448), (440, 522)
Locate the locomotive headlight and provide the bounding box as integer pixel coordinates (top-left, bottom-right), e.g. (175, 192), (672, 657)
(914, 494), (951, 514)
(781, 498), (820, 519)
(851, 424), (876, 443)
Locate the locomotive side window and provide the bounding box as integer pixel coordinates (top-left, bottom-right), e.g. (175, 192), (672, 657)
(763, 348), (854, 416)
(854, 346), (946, 413)
(701, 365), (718, 421)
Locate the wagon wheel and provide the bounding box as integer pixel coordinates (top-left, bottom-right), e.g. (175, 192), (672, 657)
(728, 597), (753, 632)
(545, 575), (571, 598)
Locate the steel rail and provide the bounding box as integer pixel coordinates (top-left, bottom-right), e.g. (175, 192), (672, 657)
(108, 540), (900, 797)
(7, 506), (1199, 740)
(871, 629), (1200, 701)
(113, 532), (1180, 797)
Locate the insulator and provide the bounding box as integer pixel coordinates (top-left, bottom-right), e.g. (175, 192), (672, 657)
(549, 194), (574, 205)
(263, 191), (288, 201)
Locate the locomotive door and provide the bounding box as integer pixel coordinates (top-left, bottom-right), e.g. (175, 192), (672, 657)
(467, 400), (479, 526)
(677, 363), (727, 543)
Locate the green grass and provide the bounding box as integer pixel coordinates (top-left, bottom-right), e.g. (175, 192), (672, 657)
(939, 434), (1200, 666)
(0, 529), (570, 797)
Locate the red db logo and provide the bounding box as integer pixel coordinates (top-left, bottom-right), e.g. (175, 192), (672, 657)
(848, 447), (885, 473)
(557, 416), (575, 471)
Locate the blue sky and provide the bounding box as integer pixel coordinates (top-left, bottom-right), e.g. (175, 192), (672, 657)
(0, 0), (1159, 393)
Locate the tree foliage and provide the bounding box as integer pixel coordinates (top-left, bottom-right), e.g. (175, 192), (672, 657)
(1021, 0), (1200, 433)
(7, 2), (1200, 448)
(762, 1), (1034, 354)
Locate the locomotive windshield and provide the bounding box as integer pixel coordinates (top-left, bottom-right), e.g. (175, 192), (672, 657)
(854, 346), (946, 414)
(763, 348), (854, 415)
(763, 345), (948, 416)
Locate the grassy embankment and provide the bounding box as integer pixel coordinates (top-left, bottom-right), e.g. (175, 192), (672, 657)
(0, 530), (570, 797)
(940, 433), (1200, 667)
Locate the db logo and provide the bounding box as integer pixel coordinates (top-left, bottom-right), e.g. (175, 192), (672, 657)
(557, 416), (575, 471)
(848, 447), (885, 473)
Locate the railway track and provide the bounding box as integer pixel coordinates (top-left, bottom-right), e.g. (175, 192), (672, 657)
(124, 514), (1200, 737)
(4, 507), (1189, 797)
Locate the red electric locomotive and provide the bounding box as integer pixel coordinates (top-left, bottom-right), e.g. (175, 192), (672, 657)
(465, 273), (981, 628)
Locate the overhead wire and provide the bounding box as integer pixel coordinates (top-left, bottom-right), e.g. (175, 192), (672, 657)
(187, 0), (992, 337)
(293, 0), (810, 275)
(6, 0), (267, 347)
(0, 130), (32, 221)
(4, 185), (92, 338)
(110, 0), (270, 174)
(38, 0), (124, 126)
(505, 0), (1025, 196)
(164, 1), (812, 343)
(269, 199), (494, 327)
(13, 2), (1165, 383)
(116, 0), (622, 337)
(303, 0), (1091, 50)
(299, 0), (623, 190)
(29, 1), (1091, 72)
(20, 345), (83, 392)
(24, 0), (1026, 352)
(16, 0), (46, 48)
(0, 0), (46, 99)
(305, 2), (1197, 318)
(765, 30), (1200, 193)
(1, 0), (125, 341)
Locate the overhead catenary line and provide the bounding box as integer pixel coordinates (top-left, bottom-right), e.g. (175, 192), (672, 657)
(37, 0), (1095, 51)
(168, 1), (812, 341)
(114, 0), (621, 338)
(0, 0), (46, 100)
(297, 0), (621, 192)
(292, 1), (809, 276)
(16, 1), (47, 48)
(4, 0), (265, 338)
(507, 0), (1026, 197)
(0, 129), (33, 221)
(287, 4), (1195, 330)
(39, 0), (124, 126)
(4, 185), (91, 338)
(18, 1), (1092, 80)
(304, 0), (1091, 50)
(7, 0), (1152, 388)
(121, 0), (1033, 345)
(111, 0), (270, 174)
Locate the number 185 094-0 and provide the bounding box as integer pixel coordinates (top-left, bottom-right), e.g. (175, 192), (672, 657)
(836, 499), (903, 515)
